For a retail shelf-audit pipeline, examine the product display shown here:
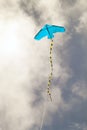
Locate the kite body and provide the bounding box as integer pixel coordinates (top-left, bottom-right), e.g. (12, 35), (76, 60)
(34, 24), (65, 40)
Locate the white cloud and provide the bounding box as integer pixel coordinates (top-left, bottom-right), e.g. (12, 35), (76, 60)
(76, 12), (87, 33)
(0, 17), (36, 129)
(39, 0), (65, 25)
(72, 81), (87, 99)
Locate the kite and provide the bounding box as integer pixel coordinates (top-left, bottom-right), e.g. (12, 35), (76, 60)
(34, 24), (65, 101)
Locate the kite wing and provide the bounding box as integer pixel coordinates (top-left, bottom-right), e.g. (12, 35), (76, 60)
(34, 28), (48, 40)
(49, 25), (65, 34)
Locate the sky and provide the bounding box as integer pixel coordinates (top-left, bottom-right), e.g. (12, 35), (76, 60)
(0, 0), (87, 130)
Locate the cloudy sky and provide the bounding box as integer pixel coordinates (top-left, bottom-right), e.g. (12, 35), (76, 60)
(0, 0), (87, 130)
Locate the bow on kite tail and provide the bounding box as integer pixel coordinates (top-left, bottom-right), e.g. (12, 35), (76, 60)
(47, 39), (54, 101)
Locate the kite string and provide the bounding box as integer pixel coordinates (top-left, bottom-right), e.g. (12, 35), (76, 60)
(39, 101), (47, 130)
(47, 39), (54, 101)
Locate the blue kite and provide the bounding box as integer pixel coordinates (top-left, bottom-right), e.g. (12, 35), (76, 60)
(34, 24), (65, 40)
(34, 24), (65, 101)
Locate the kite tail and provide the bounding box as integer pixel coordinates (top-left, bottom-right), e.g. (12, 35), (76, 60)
(47, 39), (54, 101)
